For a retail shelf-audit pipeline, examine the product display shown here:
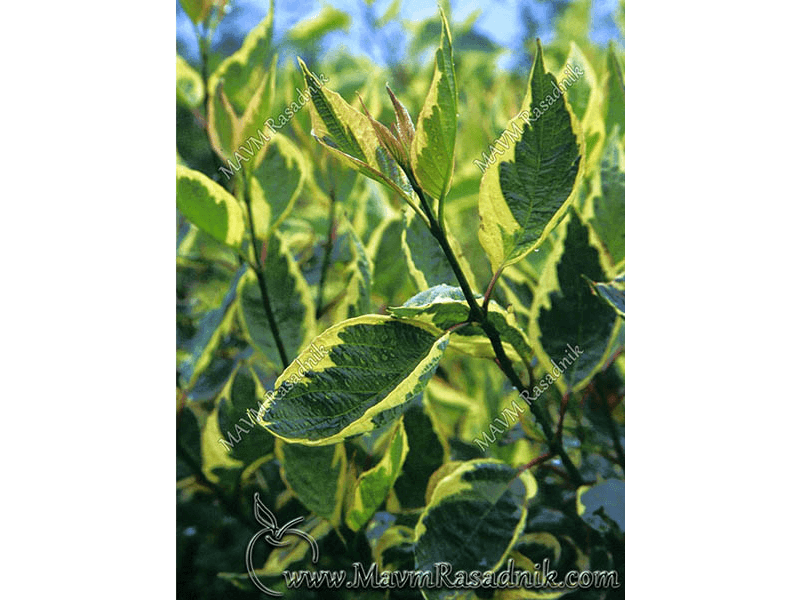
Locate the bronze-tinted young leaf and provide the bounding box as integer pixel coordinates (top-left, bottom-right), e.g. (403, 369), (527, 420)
(386, 85), (415, 150)
(297, 58), (415, 206)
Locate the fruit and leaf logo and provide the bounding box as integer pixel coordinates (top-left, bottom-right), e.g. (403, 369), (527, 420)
(246, 493), (319, 596)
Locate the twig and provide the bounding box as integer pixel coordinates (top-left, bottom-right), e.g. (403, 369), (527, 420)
(241, 175), (290, 369)
(316, 189), (337, 318)
(405, 174), (584, 488)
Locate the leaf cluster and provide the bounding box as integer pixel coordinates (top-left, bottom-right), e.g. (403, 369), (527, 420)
(177, 3), (625, 598)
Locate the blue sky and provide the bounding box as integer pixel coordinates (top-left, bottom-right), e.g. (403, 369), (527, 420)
(177, 0), (622, 70)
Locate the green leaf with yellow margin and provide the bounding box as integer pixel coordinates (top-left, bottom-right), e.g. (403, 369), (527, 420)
(587, 274), (625, 318)
(336, 217), (373, 320)
(220, 516), (333, 588)
(207, 82), (238, 163)
(411, 8), (457, 206)
(563, 42), (605, 172)
(206, 4), (277, 169)
(478, 40), (582, 272)
(258, 516), (332, 577)
(496, 549), (568, 599)
(176, 54), (203, 108)
(249, 133), (309, 239)
(198, 362), (277, 487)
(373, 524), (415, 571)
(401, 206), (478, 292)
(237, 233), (316, 370)
(209, 4), (275, 117)
(394, 397), (449, 509)
(414, 460), (537, 600)
(604, 46), (625, 137)
(276, 439), (347, 525)
(176, 165), (245, 251)
(530, 210), (619, 393)
(297, 58), (416, 209)
(345, 420), (409, 531)
(287, 5), (350, 43)
(258, 315), (450, 445)
(178, 265), (244, 390)
(389, 284), (533, 364)
(215, 365), (276, 465)
(587, 130), (625, 266)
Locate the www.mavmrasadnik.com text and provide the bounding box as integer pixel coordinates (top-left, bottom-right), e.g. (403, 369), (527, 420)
(280, 559), (620, 592)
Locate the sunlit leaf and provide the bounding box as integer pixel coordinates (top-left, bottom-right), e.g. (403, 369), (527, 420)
(209, 8), (275, 116)
(297, 58), (415, 206)
(389, 284), (533, 363)
(176, 165), (245, 250)
(589, 130), (625, 265)
(411, 9), (457, 204)
(604, 46), (625, 137)
(287, 5), (350, 43)
(176, 54), (203, 108)
(249, 133), (309, 238)
(478, 40), (582, 272)
(259, 316), (449, 445)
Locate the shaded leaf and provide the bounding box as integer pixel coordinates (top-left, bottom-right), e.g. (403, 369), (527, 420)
(276, 440), (347, 525)
(237, 233), (316, 369)
(346, 421), (409, 531)
(178, 265), (246, 389)
(587, 274), (625, 317)
(533, 211), (618, 391)
(401, 206), (477, 292)
(577, 479), (625, 534)
(249, 133), (308, 238)
(393, 399), (448, 508)
(216, 365), (275, 465)
(414, 460), (537, 599)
